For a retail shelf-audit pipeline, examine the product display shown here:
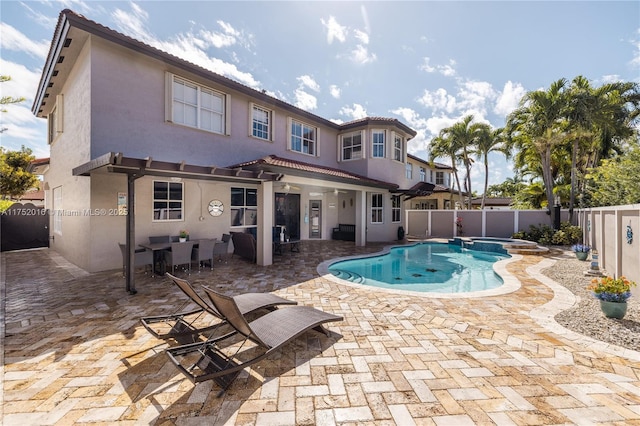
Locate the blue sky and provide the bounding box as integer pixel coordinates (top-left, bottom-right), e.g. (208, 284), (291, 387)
(1, 1), (639, 191)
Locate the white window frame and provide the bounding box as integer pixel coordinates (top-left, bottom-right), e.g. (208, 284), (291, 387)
(53, 186), (62, 234)
(371, 193), (383, 224)
(372, 130), (385, 158)
(419, 167), (426, 182)
(405, 162), (413, 179)
(48, 95), (63, 144)
(168, 74), (227, 134)
(251, 103), (272, 141)
(391, 195), (401, 223)
(152, 181), (184, 222)
(341, 131), (363, 161)
(289, 118), (317, 156)
(393, 133), (404, 162)
(230, 187), (258, 228)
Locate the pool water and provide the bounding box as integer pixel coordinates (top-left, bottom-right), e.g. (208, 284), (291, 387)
(328, 242), (510, 293)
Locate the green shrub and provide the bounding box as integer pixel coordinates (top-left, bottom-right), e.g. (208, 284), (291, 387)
(511, 221), (584, 246)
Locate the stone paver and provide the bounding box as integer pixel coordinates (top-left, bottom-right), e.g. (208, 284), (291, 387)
(1, 241), (639, 424)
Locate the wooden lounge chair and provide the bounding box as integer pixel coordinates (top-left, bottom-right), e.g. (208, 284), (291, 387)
(140, 273), (297, 344)
(165, 285), (343, 392)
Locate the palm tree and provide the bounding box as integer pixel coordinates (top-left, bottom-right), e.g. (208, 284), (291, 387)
(429, 134), (464, 208)
(565, 77), (640, 217)
(473, 124), (506, 209)
(436, 115), (477, 209)
(506, 78), (568, 213)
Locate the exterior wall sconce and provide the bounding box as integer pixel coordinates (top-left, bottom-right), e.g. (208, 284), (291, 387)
(627, 223), (633, 245)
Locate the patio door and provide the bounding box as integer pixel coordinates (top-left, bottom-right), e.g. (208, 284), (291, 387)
(275, 193), (300, 239)
(309, 200), (322, 238)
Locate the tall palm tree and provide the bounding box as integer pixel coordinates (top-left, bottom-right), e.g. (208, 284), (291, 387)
(473, 124), (506, 209)
(437, 115), (476, 209)
(506, 78), (568, 212)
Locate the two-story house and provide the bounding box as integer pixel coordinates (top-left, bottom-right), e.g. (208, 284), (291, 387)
(31, 9), (442, 279)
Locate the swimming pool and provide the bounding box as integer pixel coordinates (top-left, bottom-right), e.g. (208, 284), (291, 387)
(326, 242), (511, 294)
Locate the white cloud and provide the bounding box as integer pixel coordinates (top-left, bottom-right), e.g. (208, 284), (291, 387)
(321, 16), (347, 44)
(418, 57), (456, 77)
(418, 88), (457, 114)
(110, 5), (261, 88)
(0, 23), (50, 60)
(494, 81), (527, 117)
(354, 29), (369, 45)
(339, 103), (368, 120)
(329, 85), (341, 99)
(350, 44), (377, 64)
(630, 28), (640, 69)
(297, 75), (320, 92)
(294, 89), (317, 111)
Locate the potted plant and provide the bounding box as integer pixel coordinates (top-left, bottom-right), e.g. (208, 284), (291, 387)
(571, 243), (591, 261)
(588, 275), (637, 319)
(179, 230), (189, 242)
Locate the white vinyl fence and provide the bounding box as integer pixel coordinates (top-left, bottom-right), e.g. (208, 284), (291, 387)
(577, 204), (640, 289)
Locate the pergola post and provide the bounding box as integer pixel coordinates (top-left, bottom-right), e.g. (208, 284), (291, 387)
(125, 172), (141, 294)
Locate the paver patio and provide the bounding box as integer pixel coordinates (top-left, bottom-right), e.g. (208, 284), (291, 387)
(1, 241), (639, 425)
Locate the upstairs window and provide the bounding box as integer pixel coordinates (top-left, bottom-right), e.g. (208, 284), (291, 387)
(153, 181), (183, 221)
(171, 75), (225, 134)
(290, 119), (317, 156)
(371, 193), (383, 224)
(405, 162), (413, 179)
(436, 171), (444, 185)
(393, 134), (403, 161)
(372, 130), (385, 158)
(48, 95), (63, 144)
(252, 104), (271, 140)
(419, 167), (426, 182)
(341, 131), (362, 160)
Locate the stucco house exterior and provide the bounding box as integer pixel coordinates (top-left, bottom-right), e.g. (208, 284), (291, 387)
(31, 9), (453, 280)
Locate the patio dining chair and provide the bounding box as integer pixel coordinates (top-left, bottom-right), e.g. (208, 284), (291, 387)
(165, 285), (343, 392)
(164, 241), (195, 275)
(140, 273), (297, 344)
(118, 243), (154, 277)
(149, 235), (171, 244)
(192, 238), (216, 272)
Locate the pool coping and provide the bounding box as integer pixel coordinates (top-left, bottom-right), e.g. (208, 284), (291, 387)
(317, 241), (523, 299)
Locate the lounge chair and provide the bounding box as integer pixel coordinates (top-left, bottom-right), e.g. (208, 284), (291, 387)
(165, 285), (343, 391)
(140, 273), (297, 344)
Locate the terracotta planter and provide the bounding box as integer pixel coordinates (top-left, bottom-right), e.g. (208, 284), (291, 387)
(575, 251), (589, 261)
(599, 300), (627, 319)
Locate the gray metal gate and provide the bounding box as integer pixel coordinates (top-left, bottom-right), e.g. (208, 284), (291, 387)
(1, 202), (49, 251)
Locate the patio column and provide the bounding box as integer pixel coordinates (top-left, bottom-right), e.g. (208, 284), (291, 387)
(125, 172), (141, 294)
(355, 190), (367, 246)
(257, 181), (274, 266)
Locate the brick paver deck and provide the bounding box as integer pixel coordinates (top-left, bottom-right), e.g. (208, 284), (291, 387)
(1, 241), (639, 425)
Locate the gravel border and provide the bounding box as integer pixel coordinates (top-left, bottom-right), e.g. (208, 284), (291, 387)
(541, 248), (639, 351)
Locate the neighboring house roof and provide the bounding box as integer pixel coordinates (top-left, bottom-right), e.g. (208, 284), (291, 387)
(21, 189), (45, 202)
(471, 197), (513, 206)
(231, 155), (399, 190)
(391, 181), (436, 200)
(28, 157), (50, 175)
(32, 9), (415, 139)
(406, 153), (452, 170)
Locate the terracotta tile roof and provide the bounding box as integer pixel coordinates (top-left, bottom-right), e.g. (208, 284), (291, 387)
(231, 155), (398, 190)
(406, 153), (452, 170)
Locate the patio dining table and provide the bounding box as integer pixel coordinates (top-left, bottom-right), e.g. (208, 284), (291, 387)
(139, 241), (198, 276)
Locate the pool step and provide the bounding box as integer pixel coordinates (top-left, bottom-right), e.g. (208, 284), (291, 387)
(505, 245), (550, 255)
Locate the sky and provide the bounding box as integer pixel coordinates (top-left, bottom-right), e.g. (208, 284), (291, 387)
(1, 1), (639, 192)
